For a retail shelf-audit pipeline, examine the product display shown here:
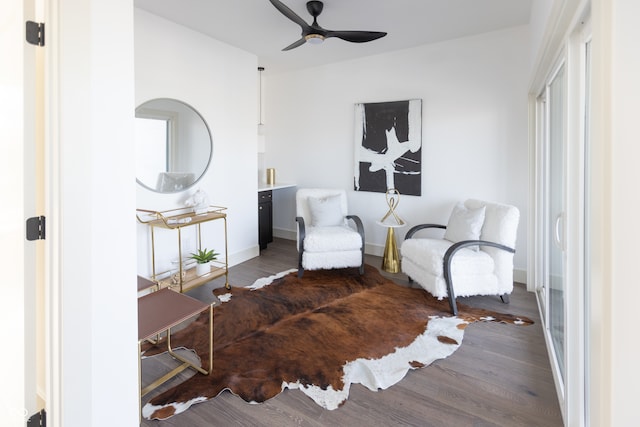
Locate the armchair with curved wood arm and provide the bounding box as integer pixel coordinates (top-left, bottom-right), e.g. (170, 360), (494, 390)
(401, 200), (519, 315)
(295, 188), (365, 278)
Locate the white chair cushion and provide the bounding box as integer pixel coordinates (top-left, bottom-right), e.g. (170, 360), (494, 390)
(296, 188), (348, 227)
(303, 250), (363, 270)
(304, 226), (362, 253)
(307, 194), (344, 227)
(401, 238), (494, 278)
(402, 256), (501, 298)
(465, 199), (519, 247)
(443, 203), (486, 249)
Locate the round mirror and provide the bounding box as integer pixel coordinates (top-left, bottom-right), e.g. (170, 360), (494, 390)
(135, 98), (212, 193)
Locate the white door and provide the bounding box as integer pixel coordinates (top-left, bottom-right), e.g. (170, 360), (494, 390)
(1, 0), (42, 423)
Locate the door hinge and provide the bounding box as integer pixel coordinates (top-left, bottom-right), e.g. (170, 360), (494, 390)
(27, 408), (46, 427)
(26, 216), (46, 241)
(26, 21), (45, 46)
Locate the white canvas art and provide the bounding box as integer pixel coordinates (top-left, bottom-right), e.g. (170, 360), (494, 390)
(354, 99), (422, 195)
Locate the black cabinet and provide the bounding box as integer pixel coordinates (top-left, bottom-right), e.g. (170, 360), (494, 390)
(258, 190), (273, 250)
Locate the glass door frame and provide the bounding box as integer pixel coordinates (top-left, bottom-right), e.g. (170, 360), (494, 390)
(534, 55), (568, 407)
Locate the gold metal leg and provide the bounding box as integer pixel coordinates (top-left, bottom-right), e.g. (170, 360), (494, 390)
(166, 327), (209, 375)
(209, 304), (213, 372)
(382, 227), (401, 273)
(150, 226), (156, 281)
(139, 341), (142, 423)
(223, 217), (230, 289)
(177, 227), (183, 292)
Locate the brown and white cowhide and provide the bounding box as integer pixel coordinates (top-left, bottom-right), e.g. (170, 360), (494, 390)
(141, 265), (533, 420)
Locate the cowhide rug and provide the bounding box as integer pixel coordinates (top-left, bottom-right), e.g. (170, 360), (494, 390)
(141, 264), (533, 420)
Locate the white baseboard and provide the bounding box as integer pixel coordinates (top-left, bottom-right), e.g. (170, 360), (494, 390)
(514, 268), (527, 286)
(273, 227), (296, 241)
(229, 245), (260, 267)
(366, 242), (385, 257)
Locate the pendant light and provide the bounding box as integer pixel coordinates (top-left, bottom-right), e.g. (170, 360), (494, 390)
(258, 66), (265, 136)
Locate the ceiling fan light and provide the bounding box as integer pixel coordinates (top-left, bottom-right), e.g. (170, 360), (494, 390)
(305, 34), (325, 44)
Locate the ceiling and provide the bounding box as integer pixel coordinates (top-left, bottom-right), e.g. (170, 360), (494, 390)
(134, 0), (532, 75)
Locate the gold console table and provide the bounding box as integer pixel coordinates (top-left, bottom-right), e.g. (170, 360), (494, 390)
(136, 206), (230, 292)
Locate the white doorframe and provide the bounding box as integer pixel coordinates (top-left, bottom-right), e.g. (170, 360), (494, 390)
(565, 16), (591, 425)
(43, 0), (62, 423)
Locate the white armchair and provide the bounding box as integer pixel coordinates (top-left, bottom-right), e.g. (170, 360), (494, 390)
(295, 188), (365, 278)
(401, 199), (519, 315)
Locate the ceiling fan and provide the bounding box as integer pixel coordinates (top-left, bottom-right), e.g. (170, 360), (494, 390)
(269, 0), (387, 51)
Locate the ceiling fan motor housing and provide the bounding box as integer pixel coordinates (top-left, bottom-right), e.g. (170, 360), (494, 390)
(307, 1), (324, 18)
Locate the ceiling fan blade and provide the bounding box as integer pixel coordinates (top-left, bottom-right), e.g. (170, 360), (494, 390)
(325, 30), (387, 43)
(268, 0), (310, 30)
(282, 37), (307, 51)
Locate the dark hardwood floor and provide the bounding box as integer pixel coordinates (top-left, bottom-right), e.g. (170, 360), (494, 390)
(141, 238), (563, 426)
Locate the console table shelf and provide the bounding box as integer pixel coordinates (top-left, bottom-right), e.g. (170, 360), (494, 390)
(137, 206), (230, 292)
(158, 265), (227, 291)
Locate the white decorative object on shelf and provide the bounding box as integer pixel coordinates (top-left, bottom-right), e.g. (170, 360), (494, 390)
(167, 217), (192, 225)
(184, 188), (210, 215)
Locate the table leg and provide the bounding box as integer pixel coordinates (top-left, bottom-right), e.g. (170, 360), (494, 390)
(382, 227), (401, 273)
(209, 304), (213, 372)
(139, 341), (142, 423)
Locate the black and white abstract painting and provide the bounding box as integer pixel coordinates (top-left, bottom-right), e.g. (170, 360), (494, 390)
(353, 99), (422, 195)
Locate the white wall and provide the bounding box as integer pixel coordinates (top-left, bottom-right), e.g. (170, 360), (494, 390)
(606, 1), (640, 422)
(53, 0), (138, 425)
(528, 0), (555, 70)
(265, 26), (530, 278)
(135, 9), (259, 277)
(590, 0), (640, 425)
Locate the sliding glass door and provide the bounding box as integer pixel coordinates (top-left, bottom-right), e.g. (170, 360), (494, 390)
(548, 64), (566, 382)
(538, 62), (567, 385)
(532, 15), (592, 424)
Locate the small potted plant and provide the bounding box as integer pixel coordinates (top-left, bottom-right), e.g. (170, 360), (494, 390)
(189, 248), (219, 276)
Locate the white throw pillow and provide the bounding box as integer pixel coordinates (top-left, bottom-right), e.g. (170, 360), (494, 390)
(308, 194), (344, 227)
(443, 203), (486, 250)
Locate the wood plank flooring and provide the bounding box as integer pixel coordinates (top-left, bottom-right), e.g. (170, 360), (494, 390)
(140, 238), (563, 426)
